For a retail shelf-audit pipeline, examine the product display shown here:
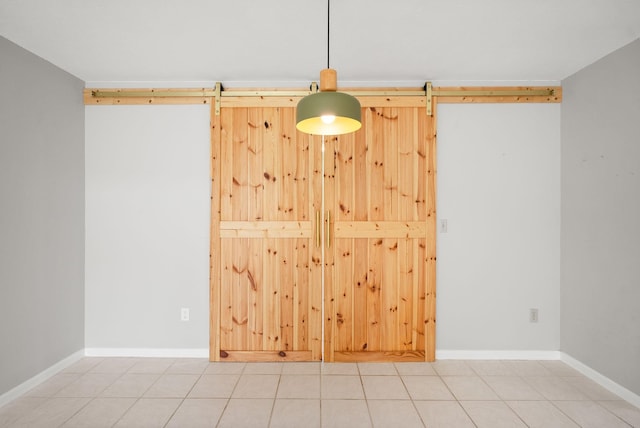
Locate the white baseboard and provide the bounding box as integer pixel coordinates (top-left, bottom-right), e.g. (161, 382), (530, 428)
(0, 349), (85, 408)
(561, 352), (640, 408)
(84, 348), (209, 358)
(436, 349), (562, 360)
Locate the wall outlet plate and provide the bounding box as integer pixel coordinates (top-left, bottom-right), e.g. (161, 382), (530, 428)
(529, 308), (539, 323)
(181, 308), (190, 321)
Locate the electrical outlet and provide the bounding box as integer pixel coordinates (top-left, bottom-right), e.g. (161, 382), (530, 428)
(529, 308), (539, 323)
(181, 308), (190, 322)
(439, 219), (448, 233)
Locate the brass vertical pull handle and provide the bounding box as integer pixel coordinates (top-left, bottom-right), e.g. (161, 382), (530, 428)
(316, 210), (321, 248)
(326, 210), (331, 248)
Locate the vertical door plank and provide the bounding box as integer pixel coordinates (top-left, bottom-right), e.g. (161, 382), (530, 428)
(219, 109), (235, 351)
(398, 108), (415, 350)
(381, 107), (399, 352)
(210, 108), (222, 361)
(352, 124), (369, 352)
(335, 135), (355, 352)
(279, 109), (295, 351)
(367, 108), (385, 351)
(323, 135), (337, 361)
(309, 135), (323, 360)
(247, 108), (264, 351)
(425, 104), (438, 361)
(248, 238), (263, 350)
(262, 108), (280, 351)
(232, 109), (249, 350)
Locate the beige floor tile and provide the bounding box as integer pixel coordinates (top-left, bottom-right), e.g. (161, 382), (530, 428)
(524, 376), (589, 400)
(204, 362), (246, 374)
(460, 400), (527, 428)
(165, 398), (227, 428)
(553, 400), (632, 428)
(166, 358), (209, 375)
(56, 373), (121, 397)
(563, 376), (623, 400)
(232, 374), (280, 398)
(62, 397), (136, 427)
(89, 358), (139, 374)
(394, 362), (437, 376)
(321, 375), (365, 399)
(281, 362), (321, 375)
(441, 376), (500, 400)
(188, 374), (239, 398)
(367, 399), (424, 428)
(143, 374), (199, 398)
(242, 362), (283, 374)
(11, 397), (90, 428)
(599, 400), (640, 427)
(277, 374), (320, 399)
(467, 360), (515, 376)
(506, 400), (579, 428)
(414, 401), (475, 428)
(217, 398), (273, 428)
(24, 373), (81, 397)
(362, 376), (409, 400)
(482, 375), (545, 400)
(402, 376), (455, 400)
(432, 360), (475, 376)
(127, 358), (174, 374)
(321, 362), (359, 375)
(357, 362), (397, 375)
(0, 397), (47, 426)
(504, 361), (552, 377)
(114, 398), (181, 428)
(270, 399), (320, 428)
(101, 373), (159, 397)
(61, 358), (104, 374)
(321, 399), (372, 428)
(539, 361), (582, 377)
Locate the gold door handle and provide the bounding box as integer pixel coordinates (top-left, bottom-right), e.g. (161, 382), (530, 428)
(315, 210), (321, 248)
(326, 210), (331, 248)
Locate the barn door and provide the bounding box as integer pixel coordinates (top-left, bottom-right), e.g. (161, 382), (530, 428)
(210, 101), (436, 362)
(324, 106), (437, 362)
(210, 106), (323, 361)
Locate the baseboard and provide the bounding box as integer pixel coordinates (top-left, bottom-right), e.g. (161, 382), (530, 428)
(0, 349), (84, 408)
(84, 348), (209, 358)
(561, 352), (640, 408)
(436, 349), (562, 360)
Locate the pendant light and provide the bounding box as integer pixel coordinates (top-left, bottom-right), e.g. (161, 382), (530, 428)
(296, 0), (361, 135)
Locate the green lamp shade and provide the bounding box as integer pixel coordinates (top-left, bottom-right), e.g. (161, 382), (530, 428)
(296, 91), (362, 135)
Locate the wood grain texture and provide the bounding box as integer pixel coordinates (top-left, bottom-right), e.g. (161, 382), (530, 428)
(211, 98), (437, 363)
(327, 106), (436, 361)
(334, 351), (426, 362)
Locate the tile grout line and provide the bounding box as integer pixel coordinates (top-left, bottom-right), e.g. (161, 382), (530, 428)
(161, 361), (208, 428)
(214, 362), (247, 428)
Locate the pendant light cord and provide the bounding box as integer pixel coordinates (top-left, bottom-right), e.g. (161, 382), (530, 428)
(327, 0), (330, 69)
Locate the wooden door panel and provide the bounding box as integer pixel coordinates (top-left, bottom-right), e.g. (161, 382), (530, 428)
(212, 106), (321, 361)
(328, 106), (436, 362)
(211, 101), (436, 363)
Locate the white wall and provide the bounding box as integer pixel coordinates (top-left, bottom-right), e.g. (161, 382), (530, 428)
(85, 105), (210, 350)
(85, 101), (561, 354)
(436, 103), (561, 351)
(0, 36), (85, 396)
(561, 39), (640, 396)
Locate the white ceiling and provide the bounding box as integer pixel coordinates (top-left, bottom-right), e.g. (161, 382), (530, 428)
(1, 0), (640, 86)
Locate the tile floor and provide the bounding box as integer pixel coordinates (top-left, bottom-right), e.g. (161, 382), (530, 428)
(1, 358), (639, 427)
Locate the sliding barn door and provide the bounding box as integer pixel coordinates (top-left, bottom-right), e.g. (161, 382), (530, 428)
(324, 106), (437, 362)
(210, 107), (323, 361)
(210, 99), (436, 362)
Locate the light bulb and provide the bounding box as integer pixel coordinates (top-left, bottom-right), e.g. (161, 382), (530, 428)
(321, 115), (336, 124)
